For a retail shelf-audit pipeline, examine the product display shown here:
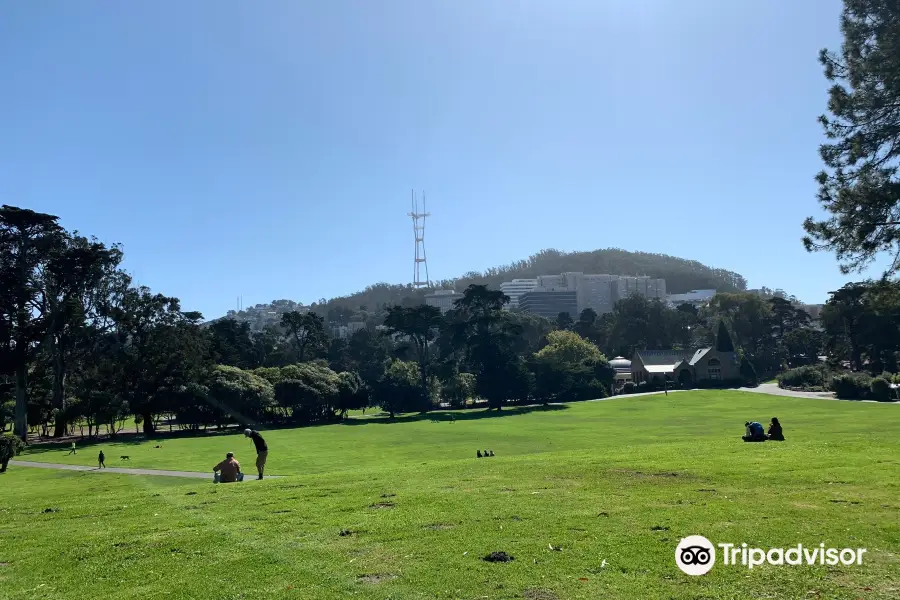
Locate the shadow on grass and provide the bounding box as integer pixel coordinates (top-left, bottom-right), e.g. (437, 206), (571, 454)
(339, 403), (569, 426)
(21, 404), (570, 454)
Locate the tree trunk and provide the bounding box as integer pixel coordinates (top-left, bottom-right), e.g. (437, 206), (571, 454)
(52, 350), (67, 437)
(142, 412), (155, 435)
(14, 364), (28, 442)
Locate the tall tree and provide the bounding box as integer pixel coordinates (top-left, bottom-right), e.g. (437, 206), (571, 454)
(555, 312), (574, 331)
(39, 234), (124, 436)
(715, 321), (735, 352)
(803, 0), (900, 274)
(208, 318), (258, 369)
(281, 311), (328, 362)
(383, 304), (443, 407)
(0, 206), (64, 440)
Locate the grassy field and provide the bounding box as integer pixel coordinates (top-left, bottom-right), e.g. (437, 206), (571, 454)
(2, 391), (899, 599)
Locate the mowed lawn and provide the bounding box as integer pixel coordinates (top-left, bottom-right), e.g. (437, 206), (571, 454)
(2, 392), (899, 600)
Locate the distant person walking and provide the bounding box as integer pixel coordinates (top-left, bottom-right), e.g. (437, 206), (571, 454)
(68, 442), (76, 455)
(244, 429), (268, 480)
(98, 451), (105, 468)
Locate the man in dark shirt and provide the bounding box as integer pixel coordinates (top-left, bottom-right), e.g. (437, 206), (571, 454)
(244, 429), (268, 480)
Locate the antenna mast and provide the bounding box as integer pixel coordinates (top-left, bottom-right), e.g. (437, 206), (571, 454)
(408, 190), (430, 288)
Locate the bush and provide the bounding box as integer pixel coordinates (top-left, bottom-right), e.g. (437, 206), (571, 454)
(870, 376), (894, 402)
(622, 381), (635, 394)
(830, 373), (872, 400)
(0, 435), (25, 472)
(778, 365), (830, 389)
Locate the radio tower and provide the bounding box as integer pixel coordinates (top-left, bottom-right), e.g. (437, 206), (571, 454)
(408, 190), (430, 288)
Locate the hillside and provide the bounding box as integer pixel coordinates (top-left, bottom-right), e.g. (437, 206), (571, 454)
(214, 248), (747, 329)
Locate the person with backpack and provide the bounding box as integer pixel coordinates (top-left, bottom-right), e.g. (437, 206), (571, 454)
(742, 421), (766, 442)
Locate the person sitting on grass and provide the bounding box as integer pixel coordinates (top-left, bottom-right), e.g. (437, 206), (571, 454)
(213, 452), (241, 483)
(742, 421), (766, 442)
(767, 417), (785, 441)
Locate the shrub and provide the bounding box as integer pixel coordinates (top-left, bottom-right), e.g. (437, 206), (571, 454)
(622, 381), (635, 394)
(870, 376), (894, 402)
(0, 435), (25, 472)
(778, 365), (830, 389)
(830, 373), (872, 400)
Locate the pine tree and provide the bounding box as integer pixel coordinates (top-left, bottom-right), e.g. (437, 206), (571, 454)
(716, 321), (735, 352)
(803, 0), (900, 275)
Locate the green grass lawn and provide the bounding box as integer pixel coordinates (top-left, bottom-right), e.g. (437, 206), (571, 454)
(3, 391), (899, 599)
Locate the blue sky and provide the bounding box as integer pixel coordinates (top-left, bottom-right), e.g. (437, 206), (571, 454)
(0, 1), (880, 318)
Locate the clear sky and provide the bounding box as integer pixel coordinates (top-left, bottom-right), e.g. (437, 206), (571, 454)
(0, 1), (882, 318)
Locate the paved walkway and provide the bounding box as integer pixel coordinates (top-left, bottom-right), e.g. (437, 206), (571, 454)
(8, 460), (277, 479)
(602, 382), (897, 403)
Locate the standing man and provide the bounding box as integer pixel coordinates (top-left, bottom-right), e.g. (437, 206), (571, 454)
(68, 441), (76, 455)
(98, 450), (106, 468)
(243, 429), (268, 480)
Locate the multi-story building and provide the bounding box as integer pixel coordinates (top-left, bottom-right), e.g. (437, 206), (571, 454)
(424, 289), (464, 314)
(613, 276), (667, 304)
(666, 289), (716, 308)
(499, 279), (538, 309)
(504, 272), (667, 319)
(519, 290), (578, 320)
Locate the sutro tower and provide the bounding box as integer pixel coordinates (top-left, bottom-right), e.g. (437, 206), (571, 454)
(408, 190), (430, 288)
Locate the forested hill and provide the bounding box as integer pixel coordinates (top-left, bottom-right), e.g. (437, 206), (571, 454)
(222, 249), (747, 327)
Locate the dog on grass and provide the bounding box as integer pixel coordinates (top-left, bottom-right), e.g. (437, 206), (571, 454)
(120, 455), (130, 461)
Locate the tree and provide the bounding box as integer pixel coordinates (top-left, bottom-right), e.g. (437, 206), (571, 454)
(450, 285), (528, 410)
(374, 359), (422, 417)
(281, 311), (328, 362)
(441, 370), (475, 408)
(208, 318), (258, 369)
(39, 233), (125, 436)
(0, 206), (65, 440)
(803, 0), (900, 275)
(336, 371), (368, 417)
(782, 328), (826, 367)
(555, 312), (574, 331)
(821, 282), (869, 369)
(715, 321), (735, 352)
(573, 308), (599, 343)
(383, 304), (443, 408)
(531, 330), (612, 403)
(111, 288), (212, 434)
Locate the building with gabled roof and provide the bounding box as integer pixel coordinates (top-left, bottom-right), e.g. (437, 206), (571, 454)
(631, 347), (739, 386)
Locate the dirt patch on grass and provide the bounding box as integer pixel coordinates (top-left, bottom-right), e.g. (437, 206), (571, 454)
(610, 468), (686, 479)
(483, 551), (514, 563)
(369, 502), (394, 509)
(425, 523), (453, 530)
(356, 574), (396, 584)
(523, 588), (559, 600)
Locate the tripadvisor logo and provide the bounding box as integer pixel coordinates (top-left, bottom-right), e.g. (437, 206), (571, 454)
(675, 536), (867, 575)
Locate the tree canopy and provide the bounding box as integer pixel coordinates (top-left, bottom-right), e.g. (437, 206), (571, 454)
(804, 0), (900, 275)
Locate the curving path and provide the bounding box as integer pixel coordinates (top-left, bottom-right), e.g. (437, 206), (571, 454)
(7, 460), (277, 479)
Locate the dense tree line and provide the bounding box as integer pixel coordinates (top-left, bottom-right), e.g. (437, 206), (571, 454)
(6, 197), (897, 442)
